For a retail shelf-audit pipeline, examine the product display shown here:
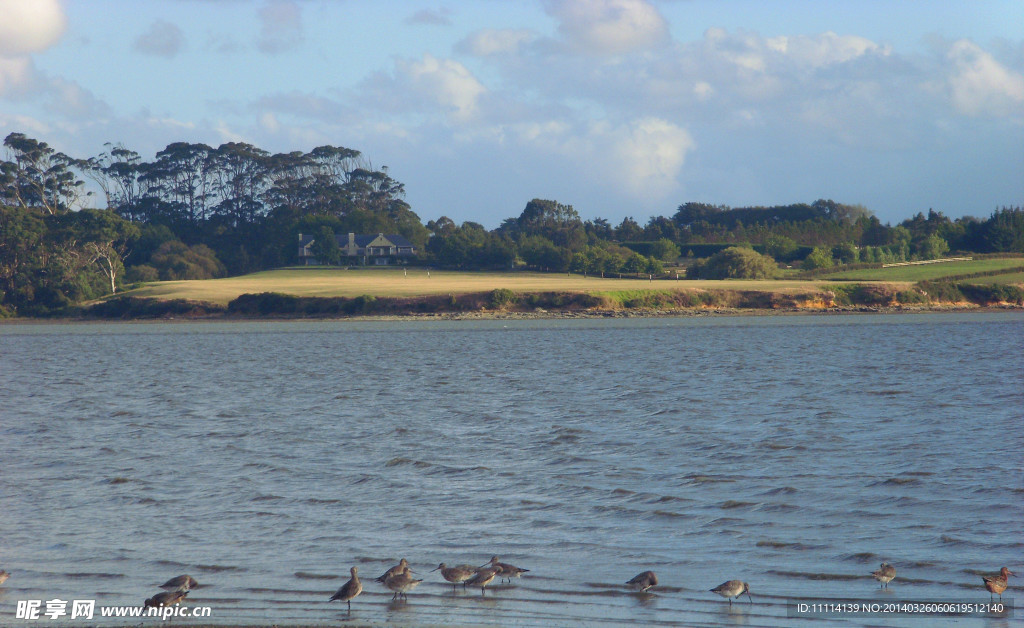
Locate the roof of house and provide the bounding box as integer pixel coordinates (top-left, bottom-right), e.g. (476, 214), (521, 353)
(299, 232), (415, 249)
(361, 233), (415, 248)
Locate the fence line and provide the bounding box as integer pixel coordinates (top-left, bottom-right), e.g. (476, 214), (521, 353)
(881, 257), (973, 268)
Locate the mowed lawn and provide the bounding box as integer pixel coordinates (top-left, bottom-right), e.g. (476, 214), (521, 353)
(962, 271), (1024, 285)
(124, 267), (848, 306)
(820, 258), (1024, 282)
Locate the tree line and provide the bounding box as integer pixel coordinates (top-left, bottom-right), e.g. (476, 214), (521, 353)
(1, 131), (1021, 315)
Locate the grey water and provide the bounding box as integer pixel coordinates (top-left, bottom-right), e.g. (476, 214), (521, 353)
(0, 313), (1021, 627)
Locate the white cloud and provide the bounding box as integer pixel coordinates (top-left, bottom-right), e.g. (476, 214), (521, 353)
(257, 0), (303, 54)
(401, 54), (487, 121)
(0, 112), (51, 137)
(611, 117), (694, 196)
(132, 20), (185, 58)
(0, 0), (65, 98)
(0, 55), (110, 122)
(256, 91), (346, 122)
(459, 29), (535, 56)
(945, 39), (1024, 117)
(405, 8), (453, 26)
(545, 0), (669, 54)
(144, 117), (196, 131)
(507, 116), (692, 199)
(766, 32), (886, 68)
(0, 0), (66, 55)
(0, 56), (32, 95)
(215, 121), (250, 144)
(258, 111), (280, 133)
(43, 75), (111, 119)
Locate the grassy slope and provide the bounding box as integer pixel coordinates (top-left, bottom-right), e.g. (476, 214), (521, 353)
(962, 271), (1024, 285)
(819, 258), (1024, 282)
(123, 267), (852, 306)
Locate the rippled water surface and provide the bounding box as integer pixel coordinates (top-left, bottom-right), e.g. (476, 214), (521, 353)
(1, 313), (1022, 627)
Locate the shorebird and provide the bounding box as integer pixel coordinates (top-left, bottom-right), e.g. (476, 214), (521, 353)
(710, 580), (752, 605)
(432, 563), (475, 589)
(0, 570), (10, 585)
(384, 567), (422, 601)
(159, 575), (198, 591)
(982, 567), (1014, 601)
(626, 571), (658, 592)
(872, 563), (896, 589)
(375, 558), (410, 585)
(329, 566), (362, 611)
(144, 589), (188, 608)
(466, 567), (499, 596)
(482, 556), (529, 583)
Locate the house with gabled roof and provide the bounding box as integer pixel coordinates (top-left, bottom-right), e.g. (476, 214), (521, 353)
(298, 232), (416, 265)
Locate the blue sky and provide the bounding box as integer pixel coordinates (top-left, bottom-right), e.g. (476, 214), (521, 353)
(1, 0), (1022, 228)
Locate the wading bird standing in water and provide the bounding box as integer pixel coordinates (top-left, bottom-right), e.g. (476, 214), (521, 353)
(481, 556), (529, 583)
(710, 580), (752, 605)
(329, 566), (362, 612)
(375, 558), (409, 585)
(982, 567), (1014, 601)
(432, 563), (475, 590)
(466, 566), (500, 596)
(872, 563), (896, 589)
(384, 566), (422, 601)
(160, 575), (198, 591)
(145, 589), (188, 608)
(626, 571), (658, 592)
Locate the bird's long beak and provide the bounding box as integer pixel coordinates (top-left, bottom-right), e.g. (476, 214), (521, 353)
(430, 566), (440, 572)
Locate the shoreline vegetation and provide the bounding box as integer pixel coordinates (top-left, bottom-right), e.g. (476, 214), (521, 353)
(15, 280), (1023, 322)
(4, 260), (1022, 323)
(4, 131), (1023, 320)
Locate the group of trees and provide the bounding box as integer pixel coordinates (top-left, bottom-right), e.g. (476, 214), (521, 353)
(0, 132), (428, 314)
(2, 130), (1022, 315)
(424, 199), (677, 275)
(0, 204), (139, 313)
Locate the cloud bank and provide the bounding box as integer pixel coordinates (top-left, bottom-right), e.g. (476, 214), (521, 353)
(0, 0), (1020, 225)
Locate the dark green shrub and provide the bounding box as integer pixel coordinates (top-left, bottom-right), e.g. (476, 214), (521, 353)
(489, 288), (517, 309)
(126, 265), (159, 283)
(896, 288), (929, 304)
(802, 246), (835, 270)
(349, 295), (379, 314)
(915, 281), (965, 302)
(228, 292), (298, 315)
(86, 297), (225, 319)
(958, 283), (1024, 304)
(827, 284), (897, 305)
(688, 247), (779, 279)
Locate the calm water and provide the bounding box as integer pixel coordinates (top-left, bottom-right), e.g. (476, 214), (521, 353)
(1, 313), (1021, 627)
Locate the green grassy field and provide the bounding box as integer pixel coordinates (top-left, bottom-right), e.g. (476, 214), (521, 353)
(961, 271), (1024, 285)
(820, 258), (1024, 282)
(118, 257), (1024, 308)
(123, 267), (849, 306)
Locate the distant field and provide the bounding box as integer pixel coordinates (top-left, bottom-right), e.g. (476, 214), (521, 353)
(962, 272), (1024, 285)
(123, 267), (849, 306)
(820, 258), (1024, 282)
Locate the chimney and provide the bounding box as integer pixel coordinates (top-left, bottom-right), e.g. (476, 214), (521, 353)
(348, 232), (356, 255)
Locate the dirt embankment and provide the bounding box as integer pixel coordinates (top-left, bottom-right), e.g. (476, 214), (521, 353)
(52, 284), (1023, 321)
